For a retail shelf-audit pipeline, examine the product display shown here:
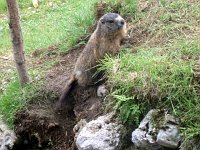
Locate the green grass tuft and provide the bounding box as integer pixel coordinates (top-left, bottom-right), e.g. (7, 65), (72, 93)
(105, 0), (138, 15)
(0, 80), (39, 127)
(169, 38), (200, 59)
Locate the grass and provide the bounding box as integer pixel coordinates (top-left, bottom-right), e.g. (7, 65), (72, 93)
(0, 0), (7, 14)
(0, 0), (138, 55)
(99, 0), (200, 145)
(0, 0), (32, 12)
(0, 80), (37, 127)
(105, 0), (138, 16)
(0, 0), (99, 54)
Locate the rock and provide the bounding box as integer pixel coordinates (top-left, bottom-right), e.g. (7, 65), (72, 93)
(73, 119), (87, 138)
(131, 109), (181, 150)
(132, 128), (162, 150)
(156, 113), (181, 148)
(97, 84), (107, 97)
(75, 113), (123, 150)
(0, 117), (16, 150)
(131, 109), (162, 150)
(32, 0), (39, 8)
(156, 123), (181, 148)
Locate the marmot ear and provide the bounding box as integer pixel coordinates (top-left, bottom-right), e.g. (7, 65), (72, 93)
(100, 19), (105, 24)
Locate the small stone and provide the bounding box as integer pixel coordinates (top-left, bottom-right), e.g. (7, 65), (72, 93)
(65, 131), (68, 137)
(165, 114), (179, 125)
(97, 84), (107, 97)
(32, 0), (39, 8)
(132, 128), (162, 150)
(73, 125), (79, 133)
(4, 134), (12, 146)
(47, 122), (59, 129)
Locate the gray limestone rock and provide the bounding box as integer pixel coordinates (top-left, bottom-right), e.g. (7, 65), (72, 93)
(156, 123), (180, 148)
(131, 109), (181, 150)
(75, 113), (123, 150)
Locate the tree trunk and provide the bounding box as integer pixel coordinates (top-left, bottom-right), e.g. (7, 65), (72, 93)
(6, 0), (29, 85)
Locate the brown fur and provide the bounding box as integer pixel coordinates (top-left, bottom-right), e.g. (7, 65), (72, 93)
(56, 13), (127, 110)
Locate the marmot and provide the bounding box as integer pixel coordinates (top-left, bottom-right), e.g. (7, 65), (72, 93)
(57, 13), (127, 109)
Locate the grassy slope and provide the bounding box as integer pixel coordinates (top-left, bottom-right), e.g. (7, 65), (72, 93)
(100, 0), (200, 144)
(0, 0), (98, 54)
(0, 0), (100, 127)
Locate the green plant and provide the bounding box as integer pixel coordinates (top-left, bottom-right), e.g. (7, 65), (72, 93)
(112, 94), (141, 125)
(0, 80), (38, 127)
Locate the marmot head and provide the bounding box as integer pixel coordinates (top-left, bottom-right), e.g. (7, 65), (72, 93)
(97, 13), (126, 37)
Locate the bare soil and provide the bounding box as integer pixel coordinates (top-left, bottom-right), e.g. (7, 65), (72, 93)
(13, 45), (105, 150)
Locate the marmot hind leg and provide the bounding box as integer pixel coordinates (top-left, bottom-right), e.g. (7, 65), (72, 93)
(75, 70), (92, 87)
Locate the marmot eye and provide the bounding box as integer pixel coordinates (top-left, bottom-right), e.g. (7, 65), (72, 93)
(100, 19), (105, 24)
(108, 20), (114, 23)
